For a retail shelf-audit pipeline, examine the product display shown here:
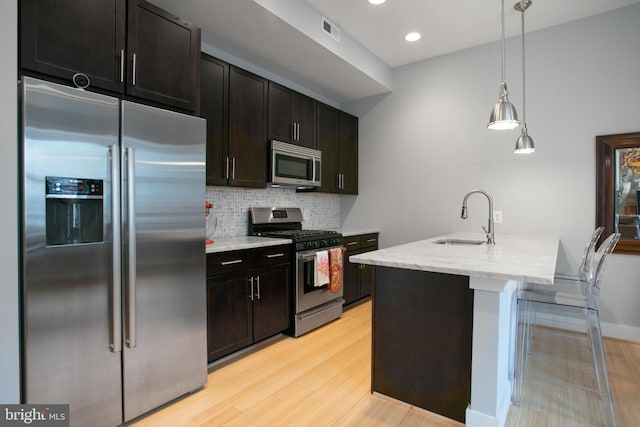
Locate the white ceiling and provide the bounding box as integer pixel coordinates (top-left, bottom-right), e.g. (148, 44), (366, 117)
(149, 0), (640, 103)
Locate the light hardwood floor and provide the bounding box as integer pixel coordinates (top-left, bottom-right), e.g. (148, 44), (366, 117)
(131, 300), (639, 426)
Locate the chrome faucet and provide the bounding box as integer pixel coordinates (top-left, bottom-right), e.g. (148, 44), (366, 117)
(461, 189), (495, 245)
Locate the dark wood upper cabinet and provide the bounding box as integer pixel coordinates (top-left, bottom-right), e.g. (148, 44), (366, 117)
(268, 82), (316, 149)
(126, 0), (200, 112)
(339, 111), (359, 195)
(317, 102), (340, 193)
(200, 53), (229, 186)
(228, 65), (268, 188)
(20, 0), (126, 93)
(316, 103), (358, 194)
(20, 0), (200, 112)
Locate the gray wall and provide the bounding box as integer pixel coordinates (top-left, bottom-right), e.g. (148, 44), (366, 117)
(341, 4), (640, 340)
(1, 0), (20, 403)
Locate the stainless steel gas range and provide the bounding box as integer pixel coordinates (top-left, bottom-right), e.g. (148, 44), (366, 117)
(249, 207), (344, 336)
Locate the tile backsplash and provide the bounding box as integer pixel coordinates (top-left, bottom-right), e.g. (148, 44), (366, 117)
(206, 186), (341, 238)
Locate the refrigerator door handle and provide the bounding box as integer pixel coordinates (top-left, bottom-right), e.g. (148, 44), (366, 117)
(125, 147), (137, 348)
(110, 145), (122, 353)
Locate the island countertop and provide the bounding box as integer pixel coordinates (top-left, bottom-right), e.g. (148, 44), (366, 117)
(348, 232), (559, 285)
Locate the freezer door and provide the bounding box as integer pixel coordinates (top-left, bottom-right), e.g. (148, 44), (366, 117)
(121, 101), (207, 421)
(20, 77), (123, 427)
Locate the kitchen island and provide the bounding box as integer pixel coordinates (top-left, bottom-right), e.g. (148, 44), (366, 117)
(349, 232), (559, 427)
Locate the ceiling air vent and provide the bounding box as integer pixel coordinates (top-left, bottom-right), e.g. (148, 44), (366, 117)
(322, 17), (341, 42)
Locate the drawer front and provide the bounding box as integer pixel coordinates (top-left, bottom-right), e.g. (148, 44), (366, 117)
(361, 233), (379, 250)
(207, 250), (250, 276)
(252, 245), (292, 268)
(342, 236), (361, 251)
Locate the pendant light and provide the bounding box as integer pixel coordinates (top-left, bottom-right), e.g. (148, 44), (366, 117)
(488, 0), (520, 130)
(514, 0), (535, 154)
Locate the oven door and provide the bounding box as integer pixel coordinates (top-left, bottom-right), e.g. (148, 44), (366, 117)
(296, 247), (344, 313)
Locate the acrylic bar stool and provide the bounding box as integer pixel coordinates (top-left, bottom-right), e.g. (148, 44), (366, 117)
(512, 231), (620, 426)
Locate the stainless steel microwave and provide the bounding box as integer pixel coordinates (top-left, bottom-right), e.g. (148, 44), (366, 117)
(270, 140), (321, 188)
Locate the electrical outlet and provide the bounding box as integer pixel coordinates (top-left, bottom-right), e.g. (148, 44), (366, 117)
(493, 210), (503, 224)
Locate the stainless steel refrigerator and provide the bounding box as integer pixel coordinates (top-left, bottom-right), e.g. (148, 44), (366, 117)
(19, 76), (207, 426)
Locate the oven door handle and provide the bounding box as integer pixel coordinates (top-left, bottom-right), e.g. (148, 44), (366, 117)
(297, 246), (345, 260)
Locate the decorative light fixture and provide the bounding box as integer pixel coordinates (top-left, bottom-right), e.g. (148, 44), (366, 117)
(514, 0), (535, 154)
(405, 32), (421, 42)
(488, 0), (520, 130)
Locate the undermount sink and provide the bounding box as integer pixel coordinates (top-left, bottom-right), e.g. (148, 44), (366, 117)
(433, 238), (486, 246)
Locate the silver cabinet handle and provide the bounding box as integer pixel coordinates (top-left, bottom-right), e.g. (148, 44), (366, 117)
(125, 147), (137, 348)
(132, 53), (137, 86)
(225, 156), (230, 180)
(256, 276), (261, 300)
(266, 253), (285, 258)
(231, 157), (236, 179)
(249, 277), (254, 301)
(220, 259), (243, 266)
(120, 50), (125, 83)
(347, 241), (359, 246)
(367, 238), (377, 243)
(110, 145), (122, 353)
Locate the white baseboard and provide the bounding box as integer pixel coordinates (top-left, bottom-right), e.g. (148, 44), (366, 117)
(533, 312), (640, 343)
(601, 321), (640, 342)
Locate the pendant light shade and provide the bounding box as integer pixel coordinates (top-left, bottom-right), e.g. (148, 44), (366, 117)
(488, 0), (519, 130)
(515, 125), (535, 154)
(513, 0), (535, 154)
(488, 82), (519, 130)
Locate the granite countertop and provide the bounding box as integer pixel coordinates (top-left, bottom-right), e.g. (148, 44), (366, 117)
(206, 236), (292, 254)
(334, 228), (381, 237)
(348, 232), (559, 285)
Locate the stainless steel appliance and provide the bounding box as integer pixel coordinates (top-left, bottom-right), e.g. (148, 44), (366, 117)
(269, 140), (321, 189)
(19, 77), (207, 427)
(249, 207), (343, 337)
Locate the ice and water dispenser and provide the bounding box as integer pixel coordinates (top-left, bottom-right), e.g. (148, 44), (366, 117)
(45, 177), (104, 246)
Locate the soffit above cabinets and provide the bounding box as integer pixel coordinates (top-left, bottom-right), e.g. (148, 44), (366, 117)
(148, 0), (640, 104)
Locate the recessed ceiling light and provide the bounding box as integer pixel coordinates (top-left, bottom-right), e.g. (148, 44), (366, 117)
(368, 0), (386, 4)
(405, 32), (421, 42)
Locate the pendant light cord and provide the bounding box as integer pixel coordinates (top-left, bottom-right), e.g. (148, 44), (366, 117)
(500, 0), (506, 87)
(521, 9), (526, 124)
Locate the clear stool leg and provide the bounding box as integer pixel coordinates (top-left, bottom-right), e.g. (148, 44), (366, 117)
(585, 307), (616, 427)
(512, 298), (529, 406)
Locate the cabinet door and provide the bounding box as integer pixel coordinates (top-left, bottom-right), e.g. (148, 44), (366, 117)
(201, 54), (229, 186)
(252, 264), (291, 342)
(342, 250), (361, 305)
(316, 102), (340, 193)
(228, 66), (268, 188)
(293, 94), (316, 149)
(207, 273), (253, 362)
(360, 264), (375, 298)
(126, 0), (200, 112)
(20, 0), (126, 93)
(339, 112), (359, 194)
(268, 82), (293, 144)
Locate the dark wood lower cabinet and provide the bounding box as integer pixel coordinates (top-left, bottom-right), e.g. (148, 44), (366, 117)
(206, 272), (253, 362)
(372, 267), (473, 423)
(252, 264), (291, 342)
(343, 233), (378, 306)
(206, 246), (291, 362)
